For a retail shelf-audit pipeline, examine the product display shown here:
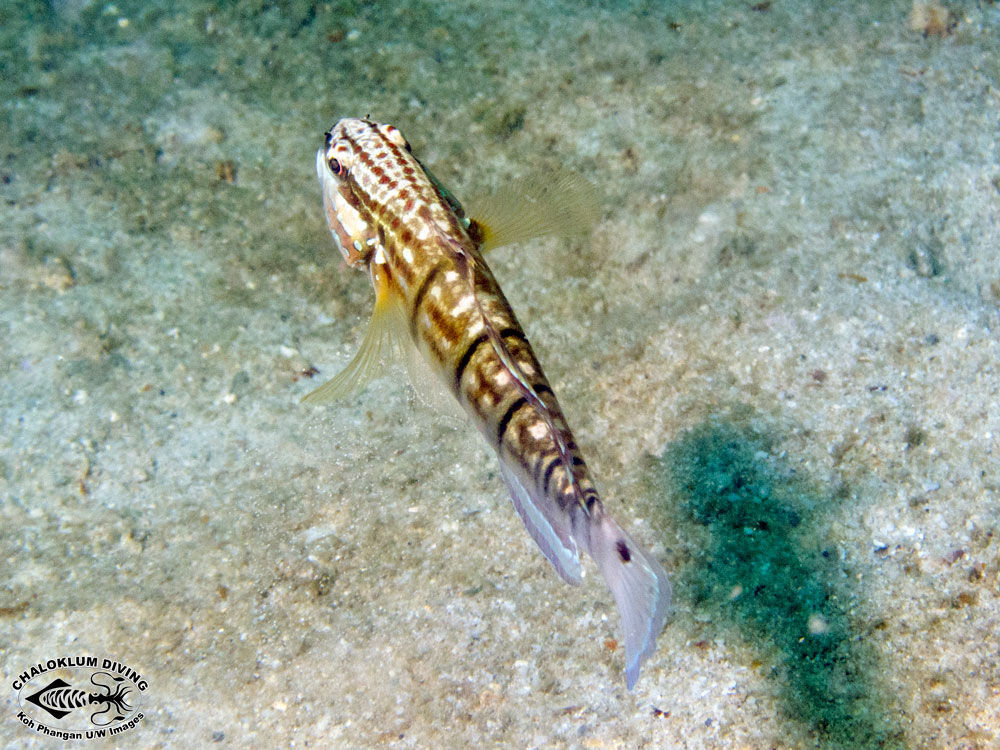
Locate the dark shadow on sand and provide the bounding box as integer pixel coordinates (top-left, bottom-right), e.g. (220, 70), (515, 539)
(655, 414), (906, 749)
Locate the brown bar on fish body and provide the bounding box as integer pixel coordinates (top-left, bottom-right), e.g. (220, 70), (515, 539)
(304, 117), (671, 689)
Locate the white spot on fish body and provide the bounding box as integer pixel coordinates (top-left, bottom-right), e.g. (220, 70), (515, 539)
(402, 246), (414, 264)
(445, 271), (459, 282)
(452, 295), (474, 316)
(529, 421), (548, 440)
(417, 224), (430, 241)
(335, 192), (365, 236)
(374, 245), (387, 264)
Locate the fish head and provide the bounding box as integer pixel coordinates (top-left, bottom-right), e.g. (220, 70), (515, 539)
(316, 118), (411, 269)
(316, 139), (371, 269)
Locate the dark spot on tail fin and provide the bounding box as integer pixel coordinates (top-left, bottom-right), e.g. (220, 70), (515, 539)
(616, 540), (632, 563)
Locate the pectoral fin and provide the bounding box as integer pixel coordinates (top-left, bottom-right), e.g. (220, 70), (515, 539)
(497, 459), (582, 585)
(465, 173), (600, 252)
(302, 276), (409, 404)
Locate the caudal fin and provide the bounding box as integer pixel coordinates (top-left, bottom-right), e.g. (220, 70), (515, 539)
(588, 513), (671, 690)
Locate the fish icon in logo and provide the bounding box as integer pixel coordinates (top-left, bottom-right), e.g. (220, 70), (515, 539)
(24, 671), (132, 726)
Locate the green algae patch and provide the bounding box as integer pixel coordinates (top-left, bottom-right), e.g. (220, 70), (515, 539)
(656, 415), (906, 750)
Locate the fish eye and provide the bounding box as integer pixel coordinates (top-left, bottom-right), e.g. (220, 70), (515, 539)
(328, 157), (343, 175)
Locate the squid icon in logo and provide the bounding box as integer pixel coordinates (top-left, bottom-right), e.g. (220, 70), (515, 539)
(25, 671), (133, 726)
